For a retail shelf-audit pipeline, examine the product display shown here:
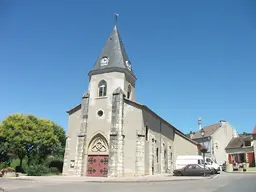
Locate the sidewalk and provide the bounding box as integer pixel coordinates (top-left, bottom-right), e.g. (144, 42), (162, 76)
(11, 174), (216, 183)
(0, 175), (218, 191)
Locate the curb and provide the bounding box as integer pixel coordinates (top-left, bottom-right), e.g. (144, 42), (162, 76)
(86, 179), (201, 183)
(85, 176), (215, 183)
(1, 174), (218, 184)
(223, 172), (256, 174)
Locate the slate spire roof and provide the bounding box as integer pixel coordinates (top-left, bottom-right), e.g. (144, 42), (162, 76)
(88, 25), (136, 78)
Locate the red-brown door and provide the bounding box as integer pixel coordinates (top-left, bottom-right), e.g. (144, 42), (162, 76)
(248, 152), (255, 164)
(228, 154), (232, 164)
(87, 155), (108, 177)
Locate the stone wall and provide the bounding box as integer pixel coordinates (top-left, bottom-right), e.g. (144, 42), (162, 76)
(151, 137), (156, 174)
(167, 145), (172, 173)
(74, 91), (90, 176)
(62, 137), (71, 175)
(108, 87), (125, 177)
(147, 137), (152, 175)
(160, 143), (165, 173)
(74, 136), (86, 176)
(135, 130), (145, 176)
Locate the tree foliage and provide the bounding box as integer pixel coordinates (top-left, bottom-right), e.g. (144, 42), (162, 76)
(51, 122), (66, 157)
(0, 114), (66, 169)
(242, 132), (251, 136)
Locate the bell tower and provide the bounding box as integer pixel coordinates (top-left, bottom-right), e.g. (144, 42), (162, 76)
(84, 17), (136, 177)
(88, 23), (136, 100)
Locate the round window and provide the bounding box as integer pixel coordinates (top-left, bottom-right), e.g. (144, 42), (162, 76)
(97, 110), (104, 117)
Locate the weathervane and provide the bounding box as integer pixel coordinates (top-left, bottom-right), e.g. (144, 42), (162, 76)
(114, 13), (119, 25)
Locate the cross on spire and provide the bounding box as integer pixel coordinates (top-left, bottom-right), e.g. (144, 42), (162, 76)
(114, 13), (119, 25)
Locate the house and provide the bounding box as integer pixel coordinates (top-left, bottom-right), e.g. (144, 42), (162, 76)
(62, 23), (200, 177)
(191, 120), (239, 165)
(225, 134), (255, 168)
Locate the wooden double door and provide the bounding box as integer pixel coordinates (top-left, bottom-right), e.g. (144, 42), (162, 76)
(87, 155), (108, 177)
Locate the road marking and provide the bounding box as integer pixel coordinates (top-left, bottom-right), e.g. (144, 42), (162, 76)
(211, 174), (220, 179)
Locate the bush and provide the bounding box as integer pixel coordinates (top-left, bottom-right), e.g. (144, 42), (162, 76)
(26, 164), (50, 176)
(10, 158), (28, 173)
(0, 162), (9, 170)
(49, 160), (63, 173)
(15, 166), (24, 173)
(50, 167), (59, 175)
(10, 158), (20, 168)
(1, 167), (15, 172)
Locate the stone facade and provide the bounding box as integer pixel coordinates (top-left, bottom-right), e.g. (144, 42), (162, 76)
(62, 24), (200, 177)
(108, 88), (125, 177)
(167, 145), (172, 172)
(62, 137), (70, 175)
(135, 130), (145, 176)
(74, 136), (86, 176)
(63, 92), (90, 176)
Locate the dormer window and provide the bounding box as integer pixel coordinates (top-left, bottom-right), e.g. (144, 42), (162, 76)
(98, 80), (107, 97)
(244, 140), (251, 147)
(127, 85), (131, 99)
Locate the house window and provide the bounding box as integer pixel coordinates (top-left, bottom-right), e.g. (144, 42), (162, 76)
(156, 148), (159, 163)
(244, 140), (251, 146)
(127, 85), (132, 99)
(98, 80), (107, 97)
(146, 126), (148, 141)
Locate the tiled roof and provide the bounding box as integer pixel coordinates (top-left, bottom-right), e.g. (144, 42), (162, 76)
(124, 99), (200, 147)
(226, 135), (252, 149)
(253, 126), (256, 134)
(192, 124), (221, 139)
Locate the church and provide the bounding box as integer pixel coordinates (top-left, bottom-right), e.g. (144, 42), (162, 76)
(62, 23), (200, 177)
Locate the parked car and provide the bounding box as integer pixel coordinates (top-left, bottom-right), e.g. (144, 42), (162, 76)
(175, 155), (220, 174)
(173, 164), (213, 176)
(222, 161), (227, 171)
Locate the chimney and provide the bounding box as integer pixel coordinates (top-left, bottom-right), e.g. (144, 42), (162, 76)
(190, 131), (194, 139)
(220, 120), (226, 127)
(252, 126), (256, 140)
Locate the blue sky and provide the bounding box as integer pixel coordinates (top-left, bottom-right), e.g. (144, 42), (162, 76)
(1, 0), (256, 134)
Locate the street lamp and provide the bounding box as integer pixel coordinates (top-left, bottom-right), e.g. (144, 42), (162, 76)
(200, 128), (206, 176)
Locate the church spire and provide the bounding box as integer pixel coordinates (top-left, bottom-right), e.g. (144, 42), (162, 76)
(88, 15), (136, 79)
(114, 13), (119, 26)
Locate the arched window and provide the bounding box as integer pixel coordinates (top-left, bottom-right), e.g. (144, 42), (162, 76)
(98, 80), (107, 97)
(127, 85), (132, 99)
(156, 148), (159, 163)
(146, 126), (149, 141)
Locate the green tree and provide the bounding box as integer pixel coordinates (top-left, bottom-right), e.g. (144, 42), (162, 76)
(242, 132), (250, 136)
(25, 117), (61, 165)
(0, 114), (63, 169)
(51, 122), (66, 157)
(0, 114), (37, 168)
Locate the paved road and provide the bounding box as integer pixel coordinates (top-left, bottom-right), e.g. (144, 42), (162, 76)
(2, 173), (256, 192)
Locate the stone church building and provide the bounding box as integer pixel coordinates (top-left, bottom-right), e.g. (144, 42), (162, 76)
(62, 24), (200, 177)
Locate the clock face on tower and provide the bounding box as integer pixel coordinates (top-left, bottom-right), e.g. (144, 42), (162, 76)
(100, 56), (109, 66)
(125, 60), (132, 71)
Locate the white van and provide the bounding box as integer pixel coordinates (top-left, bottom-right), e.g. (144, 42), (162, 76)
(204, 156), (220, 173)
(175, 155), (220, 173)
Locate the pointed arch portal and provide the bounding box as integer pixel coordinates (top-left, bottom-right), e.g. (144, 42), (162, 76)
(86, 133), (109, 177)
